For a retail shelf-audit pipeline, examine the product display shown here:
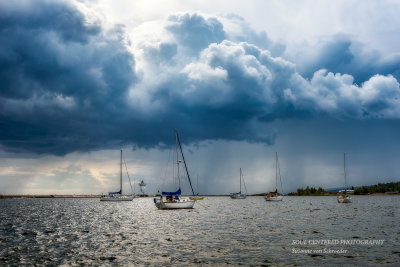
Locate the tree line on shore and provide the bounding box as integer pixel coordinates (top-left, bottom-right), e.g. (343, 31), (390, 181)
(353, 181), (400, 195)
(288, 186), (334, 196)
(288, 181), (399, 196)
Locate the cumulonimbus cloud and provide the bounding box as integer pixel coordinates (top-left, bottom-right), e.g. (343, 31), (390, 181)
(0, 2), (399, 155)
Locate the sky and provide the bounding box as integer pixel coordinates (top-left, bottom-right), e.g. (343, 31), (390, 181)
(1, 0), (400, 195)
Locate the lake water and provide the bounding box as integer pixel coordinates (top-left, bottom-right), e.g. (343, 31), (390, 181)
(0, 196), (399, 266)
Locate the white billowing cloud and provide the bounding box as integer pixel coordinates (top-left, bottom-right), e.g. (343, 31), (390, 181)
(124, 11), (400, 129)
(156, 35), (400, 121)
(307, 70), (400, 118)
(183, 63), (227, 82)
(359, 74), (400, 117)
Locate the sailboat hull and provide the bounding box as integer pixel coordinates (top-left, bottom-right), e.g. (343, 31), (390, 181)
(154, 196), (195, 209)
(230, 193), (246, 199)
(265, 195), (283, 201)
(337, 195), (352, 203)
(100, 196), (134, 201)
(154, 199), (195, 209)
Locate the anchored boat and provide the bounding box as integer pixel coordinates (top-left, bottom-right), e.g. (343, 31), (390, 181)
(230, 168), (247, 199)
(100, 150), (134, 201)
(337, 153), (352, 203)
(265, 152), (284, 201)
(154, 130), (196, 210)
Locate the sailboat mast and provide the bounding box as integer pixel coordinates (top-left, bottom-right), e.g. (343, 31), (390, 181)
(120, 149), (122, 194)
(240, 168), (242, 193)
(175, 132), (181, 189)
(344, 152), (347, 190)
(275, 152), (278, 191)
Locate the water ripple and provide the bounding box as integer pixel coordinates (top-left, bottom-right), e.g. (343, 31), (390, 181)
(0, 196), (399, 265)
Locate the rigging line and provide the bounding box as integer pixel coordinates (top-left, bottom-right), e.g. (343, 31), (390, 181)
(175, 130), (195, 196)
(123, 158), (135, 195)
(242, 172), (248, 194)
(160, 145), (173, 191)
(277, 157), (283, 193)
(280, 175), (286, 194)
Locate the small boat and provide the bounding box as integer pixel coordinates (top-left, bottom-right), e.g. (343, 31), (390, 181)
(154, 130), (196, 210)
(265, 190), (283, 201)
(337, 153), (352, 203)
(100, 150), (134, 201)
(230, 168), (247, 199)
(337, 194), (352, 203)
(155, 188), (195, 209)
(265, 152), (283, 201)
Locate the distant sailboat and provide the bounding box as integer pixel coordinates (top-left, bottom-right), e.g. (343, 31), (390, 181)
(337, 152), (352, 203)
(265, 152), (283, 201)
(154, 129), (196, 209)
(230, 168), (247, 199)
(100, 150), (134, 201)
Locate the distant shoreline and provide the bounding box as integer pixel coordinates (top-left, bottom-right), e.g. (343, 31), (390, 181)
(1, 193), (399, 199)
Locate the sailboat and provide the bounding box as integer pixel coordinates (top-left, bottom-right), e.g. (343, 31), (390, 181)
(337, 152), (352, 203)
(265, 152), (283, 201)
(230, 168), (247, 199)
(154, 129), (196, 209)
(100, 150), (134, 201)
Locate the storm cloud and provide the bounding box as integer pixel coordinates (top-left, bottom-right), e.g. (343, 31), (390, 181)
(1, 2), (400, 155)
(0, 1), (136, 154)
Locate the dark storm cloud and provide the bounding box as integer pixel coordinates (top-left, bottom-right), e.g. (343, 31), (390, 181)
(0, 1), (136, 154)
(0, 1), (100, 44)
(1, 5), (399, 155)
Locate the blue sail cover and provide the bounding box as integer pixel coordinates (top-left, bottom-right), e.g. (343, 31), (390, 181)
(108, 190), (121, 195)
(162, 188), (181, 195)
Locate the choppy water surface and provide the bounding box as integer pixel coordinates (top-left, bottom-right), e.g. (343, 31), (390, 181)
(1, 196), (399, 266)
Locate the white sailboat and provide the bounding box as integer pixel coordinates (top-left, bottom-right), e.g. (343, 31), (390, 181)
(154, 129), (196, 209)
(100, 150), (134, 201)
(337, 152), (352, 203)
(265, 152), (283, 201)
(230, 168), (247, 199)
